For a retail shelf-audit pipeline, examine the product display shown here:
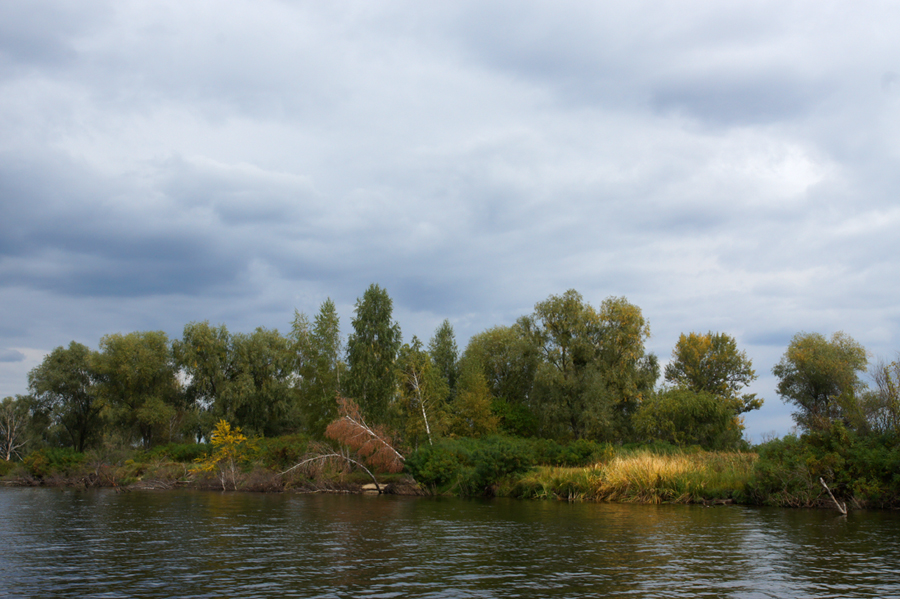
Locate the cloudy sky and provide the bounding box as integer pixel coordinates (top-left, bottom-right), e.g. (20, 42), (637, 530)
(2, 1), (899, 440)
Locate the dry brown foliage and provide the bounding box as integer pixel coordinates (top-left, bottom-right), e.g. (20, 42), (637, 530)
(325, 397), (405, 473)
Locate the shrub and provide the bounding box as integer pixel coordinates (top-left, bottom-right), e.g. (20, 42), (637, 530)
(145, 442), (212, 463)
(256, 435), (310, 470)
(22, 448), (86, 478)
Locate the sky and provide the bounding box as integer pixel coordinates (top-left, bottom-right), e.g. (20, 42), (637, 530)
(2, 1), (899, 442)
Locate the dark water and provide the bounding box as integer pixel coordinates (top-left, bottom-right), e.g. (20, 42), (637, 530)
(1, 488), (898, 598)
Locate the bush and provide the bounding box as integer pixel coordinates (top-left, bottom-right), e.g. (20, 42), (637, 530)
(746, 423), (900, 507)
(22, 448), (86, 478)
(406, 436), (535, 496)
(145, 442), (212, 463)
(255, 435), (310, 470)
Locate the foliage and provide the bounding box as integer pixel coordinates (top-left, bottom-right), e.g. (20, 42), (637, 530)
(863, 357), (900, 436)
(94, 331), (183, 449)
(664, 331), (761, 415)
(772, 331), (868, 432)
(22, 447), (86, 478)
(344, 284), (402, 424)
(525, 290), (657, 440)
(172, 321), (231, 439)
(397, 337), (450, 447)
(460, 322), (540, 436)
(448, 361), (499, 438)
(193, 419), (257, 490)
(405, 436), (534, 496)
(0, 395), (32, 461)
(746, 424), (900, 508)
(634, 388), (743, 450)
(428, 319), (459, 397)
(291, 299), (344, 438)
(255, 434), (311, 470)
(325, 396), (405, 473)
(175, 323), (299, 439)
(144, 442), (212, 463)
(27, 341), (102, 452)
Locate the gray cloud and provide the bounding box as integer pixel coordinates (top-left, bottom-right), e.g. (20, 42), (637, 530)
(1, 1), (899, 442)
(0, 349), (25, 363)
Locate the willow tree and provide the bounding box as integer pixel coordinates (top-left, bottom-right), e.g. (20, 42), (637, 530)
(773, 331), (868, 432)
(94, 331), (182, 448)
(28, 341), (102, 452)
(664, 331), (762, 416)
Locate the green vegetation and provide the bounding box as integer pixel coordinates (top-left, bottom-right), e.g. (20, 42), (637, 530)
(4, 286), (900, 509)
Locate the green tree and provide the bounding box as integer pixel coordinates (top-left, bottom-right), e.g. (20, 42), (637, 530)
(291, 299), (345, 437)
(864, 357), (900, 436)
(220, 327), (297, 437)
(94, 331), (183, 448)
(27, 341), (102, 452)
(593, 296), (658, 440)
(527, 290), (610, 439)
(397, 336), (449, 447)
(344, 284), (401, 424)
(634, 388), (742, 449)
(772, 331), (868, 432)
(428, 320), (459, 398)
(460, 321), (540, 436)
(526, 291), (657, 441)
(664, 331), (762, 415)
(173, 321), (231, 439)
(448, 359), (499, 438)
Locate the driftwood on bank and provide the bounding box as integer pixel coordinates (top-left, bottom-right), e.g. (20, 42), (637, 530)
(819, 477), (848, 515)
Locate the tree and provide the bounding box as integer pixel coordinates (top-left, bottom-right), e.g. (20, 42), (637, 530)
(28, 341), (102, 452)
(193, 419), (255, 491)
(865, 357), (900, 436)
(448, 359), (499, 438)
(0, 395), (32, 461)
(397, 337), (449, 447)
(344, 284), (401, 424)
(525, 291), (657, 440)
(460, 321), (540, 436)
(291, 299), (344, 438)
(94, 331), (182, 448)
(428, 320), (459, 397)
(772, 331), (868, 432)
(634, 389), (742, 449)
(593, 296), (658, 440)
(664, 331), (762, 415)
(325, 396), (404, 473)
(220, 327), (297, 437)
(173, 321), (231, 439)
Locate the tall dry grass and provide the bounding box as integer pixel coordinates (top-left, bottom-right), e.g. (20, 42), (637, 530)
(509, 450), (757, 503)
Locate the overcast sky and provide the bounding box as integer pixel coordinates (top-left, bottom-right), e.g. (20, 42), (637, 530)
(2, 1), (899, 441)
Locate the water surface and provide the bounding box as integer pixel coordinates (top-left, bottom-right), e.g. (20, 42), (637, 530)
(1, 488), (897, 598)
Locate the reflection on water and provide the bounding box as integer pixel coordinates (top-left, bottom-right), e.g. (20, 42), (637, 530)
(1, 488), (898, 598)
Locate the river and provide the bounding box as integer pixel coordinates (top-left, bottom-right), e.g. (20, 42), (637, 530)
(1, 488), (898, 598)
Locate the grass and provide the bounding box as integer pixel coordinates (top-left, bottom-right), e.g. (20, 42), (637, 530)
(508, 450), (757, 504)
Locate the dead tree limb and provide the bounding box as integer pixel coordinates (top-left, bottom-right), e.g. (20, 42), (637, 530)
(280, 451), (383, 493)
(819, 477), (848, 515)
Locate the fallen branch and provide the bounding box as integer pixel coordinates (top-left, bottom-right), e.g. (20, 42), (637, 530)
(280, 451), (383, 494)
(819, 477), (848, 515)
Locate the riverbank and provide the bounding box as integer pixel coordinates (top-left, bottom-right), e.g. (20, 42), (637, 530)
(4, 430), (898, 510)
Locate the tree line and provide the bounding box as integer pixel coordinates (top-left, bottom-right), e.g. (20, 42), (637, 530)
(3, 284), (898, 463)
